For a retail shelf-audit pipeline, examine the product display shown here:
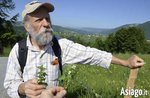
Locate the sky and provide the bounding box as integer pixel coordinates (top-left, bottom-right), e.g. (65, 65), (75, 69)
(10, 0), (150, 28)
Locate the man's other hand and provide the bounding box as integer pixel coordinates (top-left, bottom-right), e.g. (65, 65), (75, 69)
(40, 86), (66, 98)
(18, 78), (46, 98)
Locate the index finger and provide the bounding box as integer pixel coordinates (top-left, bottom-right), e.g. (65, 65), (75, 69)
(136, 62), (145, 67)
(55, 87), (65, 92)
(30, 83), (46, 90)
(28, 78), (38, 84)
(136, 56), (144, 63)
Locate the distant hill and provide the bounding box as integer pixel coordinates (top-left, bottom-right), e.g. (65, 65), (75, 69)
(14, 21), (150, 39)
(94, 21), (150, 39)
(102, 24), (139, 35)
(137, 21), (150, 40)
(77, 27), (111, 35)
(14, 22), (91, 34)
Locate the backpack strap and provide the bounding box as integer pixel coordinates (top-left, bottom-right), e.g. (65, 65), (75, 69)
(18, 36), (63, 75)
(52, 36), (63, 75)
(18, 39), (28, 74)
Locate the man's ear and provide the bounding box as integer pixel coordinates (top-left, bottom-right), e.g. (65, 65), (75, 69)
(24, 22), (30, 33)
(23, 15), (32, 33)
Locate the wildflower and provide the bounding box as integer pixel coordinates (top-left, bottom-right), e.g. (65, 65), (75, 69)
(68, 71), (72, 75)
(72, 65), (76, 69)
(95, 93), (101, 98)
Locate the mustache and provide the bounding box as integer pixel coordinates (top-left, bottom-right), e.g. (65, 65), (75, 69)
(41, 28), (53, 33)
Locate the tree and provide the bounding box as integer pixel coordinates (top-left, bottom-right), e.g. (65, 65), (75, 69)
(106, 27), (147, 53)
(0, 0), (19, 53)
(144, 41), (150, 54)
(92, 36), (106, 50)
(105, 33), (117, 53)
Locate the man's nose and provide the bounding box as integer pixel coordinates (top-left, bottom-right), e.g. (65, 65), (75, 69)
(42, 18), (50, 28)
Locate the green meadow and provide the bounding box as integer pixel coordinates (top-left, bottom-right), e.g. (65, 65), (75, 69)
(60, 53), (150, 98)
(1, 44), (149, 98)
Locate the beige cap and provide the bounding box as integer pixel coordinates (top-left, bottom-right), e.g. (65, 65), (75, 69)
(22, 1), (54, 20)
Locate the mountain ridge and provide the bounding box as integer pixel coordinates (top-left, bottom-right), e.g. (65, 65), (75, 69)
(14, 21), (150, 39)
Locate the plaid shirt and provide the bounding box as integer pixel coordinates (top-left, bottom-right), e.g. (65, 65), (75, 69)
(4, 36), (112, 98)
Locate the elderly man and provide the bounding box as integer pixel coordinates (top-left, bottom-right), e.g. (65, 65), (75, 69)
(4, 1), (145, 98)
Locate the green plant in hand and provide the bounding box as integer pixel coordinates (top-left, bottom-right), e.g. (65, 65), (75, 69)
(37, 65), (47, 86)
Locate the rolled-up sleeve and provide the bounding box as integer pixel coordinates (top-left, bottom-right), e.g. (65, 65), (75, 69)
(4, 43), (23, 98)
(59, 38), (112, 68)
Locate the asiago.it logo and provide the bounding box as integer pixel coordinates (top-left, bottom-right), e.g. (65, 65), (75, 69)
(120, 87), (148, 97)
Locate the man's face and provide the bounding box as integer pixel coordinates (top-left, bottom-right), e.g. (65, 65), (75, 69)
(26, 7), (53, 46)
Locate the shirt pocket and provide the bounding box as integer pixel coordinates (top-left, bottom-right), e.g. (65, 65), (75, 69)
(48, 65), (59, 81)
(48, 56), (59, 81)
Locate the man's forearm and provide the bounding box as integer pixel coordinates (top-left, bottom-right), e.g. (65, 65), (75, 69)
(111, 55), (129, 67)
(111, 55), (145, 68)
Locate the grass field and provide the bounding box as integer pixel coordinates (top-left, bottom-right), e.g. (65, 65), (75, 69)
(60, 53), (150, 98)
(0, 47), (149, 98)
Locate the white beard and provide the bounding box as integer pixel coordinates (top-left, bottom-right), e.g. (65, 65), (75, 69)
(29, 27), (53, 46)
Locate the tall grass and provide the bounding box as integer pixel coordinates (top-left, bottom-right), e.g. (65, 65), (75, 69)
(1, 47), (149, 97)
(60, 54), (150, 98)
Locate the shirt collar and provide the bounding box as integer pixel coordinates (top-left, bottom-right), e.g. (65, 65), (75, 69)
(26, 35), (52, 51)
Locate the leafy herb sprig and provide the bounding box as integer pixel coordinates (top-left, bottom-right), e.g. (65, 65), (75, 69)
(37, 65), (47, 86)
